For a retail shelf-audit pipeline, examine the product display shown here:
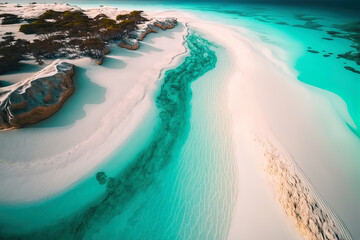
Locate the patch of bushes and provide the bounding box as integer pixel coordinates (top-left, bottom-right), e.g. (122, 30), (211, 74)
(0, 9), (148, 75)
(30, 39), (65, 64)
(116, 10), (148, 23)
(0, 38), (30, 74)
(19, 19), (55, 34)
(94, 13), (108, 20)
(79, 38), (106, 60)
(0, 13), (23, 25)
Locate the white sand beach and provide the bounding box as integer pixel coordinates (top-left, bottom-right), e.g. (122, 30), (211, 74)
(0, 3), (360, 239)
(207, 22), (360, 239)
(162, 17), (359, 239)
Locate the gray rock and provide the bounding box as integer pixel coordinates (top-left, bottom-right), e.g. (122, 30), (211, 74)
(0, 61), (75, 130)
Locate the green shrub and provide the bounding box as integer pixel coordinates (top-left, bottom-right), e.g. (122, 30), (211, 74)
(79, 38), (106, 59)
(19, 19), (55, 34)
(38, 10), (62, 20)
(0, 13), (22, 25)
(116, 11), (148, 23)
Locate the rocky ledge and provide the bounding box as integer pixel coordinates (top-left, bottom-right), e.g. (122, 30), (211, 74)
(0, 61), (75, 130)
(119, 18), (177, 50)
(153, 18), (178, 30)
(96, 47), (111, 65)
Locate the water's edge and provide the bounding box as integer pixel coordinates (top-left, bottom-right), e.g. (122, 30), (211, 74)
(0, 29), (218, 240)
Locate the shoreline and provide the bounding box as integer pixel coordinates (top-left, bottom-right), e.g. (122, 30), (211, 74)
(0, 10), (189, 203)
(216, 20), (360, 239)
(191, 21), (301, 239)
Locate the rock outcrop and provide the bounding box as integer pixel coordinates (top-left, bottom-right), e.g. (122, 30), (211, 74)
(96, 47), (111, 65)
(138, 24), (158, 41)
(0, 61), (75, 130)
(153, 18), (177, 30)
(118, 18), (177, 51)
(118, 39), (140, 50)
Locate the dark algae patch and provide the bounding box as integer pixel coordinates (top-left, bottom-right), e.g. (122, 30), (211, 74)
(327, 21), (360, 69)
(96, 172), (108, 185)
(344, 66), (360, 74)
(276, 21), (289, 26)
(0, 31), (217, 240)
(292, 14), (323, 30)
(308, 49), (319, 54)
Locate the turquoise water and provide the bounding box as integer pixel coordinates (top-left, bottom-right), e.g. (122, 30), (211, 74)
(54, 1), (360, 133)
(1, 2), (360, 239)
(16, 0), (360, 133)
(0, 31), (237, 239)
(190, 5), (360, 133)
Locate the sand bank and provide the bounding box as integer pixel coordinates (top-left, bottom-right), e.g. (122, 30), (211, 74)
(196, 21), (360, 239)
(187, 21), (301, 239)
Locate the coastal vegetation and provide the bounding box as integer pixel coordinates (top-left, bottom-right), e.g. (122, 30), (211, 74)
(0, 10), (149, 74)
(115, 10), (148, 23)
(0, 35), (29, 74)
(0, 13), (23, 25)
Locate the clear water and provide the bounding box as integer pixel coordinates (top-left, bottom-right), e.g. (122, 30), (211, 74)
(1, 2), (360, 239)
(0, 31), (237, 239)
(43, 0), (359, 134)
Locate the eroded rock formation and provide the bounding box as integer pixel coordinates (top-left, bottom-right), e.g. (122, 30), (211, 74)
(0, 61), (75, 130)
(153, 18), (177, 30)
(96, 47), (111, 65)
(118, 18), (177, 50)
(118, 39), (140, 50)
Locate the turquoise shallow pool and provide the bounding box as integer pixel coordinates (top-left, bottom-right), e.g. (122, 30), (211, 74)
(1, 2), (360, 239)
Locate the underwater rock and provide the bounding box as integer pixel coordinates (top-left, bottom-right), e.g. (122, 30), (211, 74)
(96, 172), (108, 185)
(0, 61), (75, 130)
(344, 66), (360, 74)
